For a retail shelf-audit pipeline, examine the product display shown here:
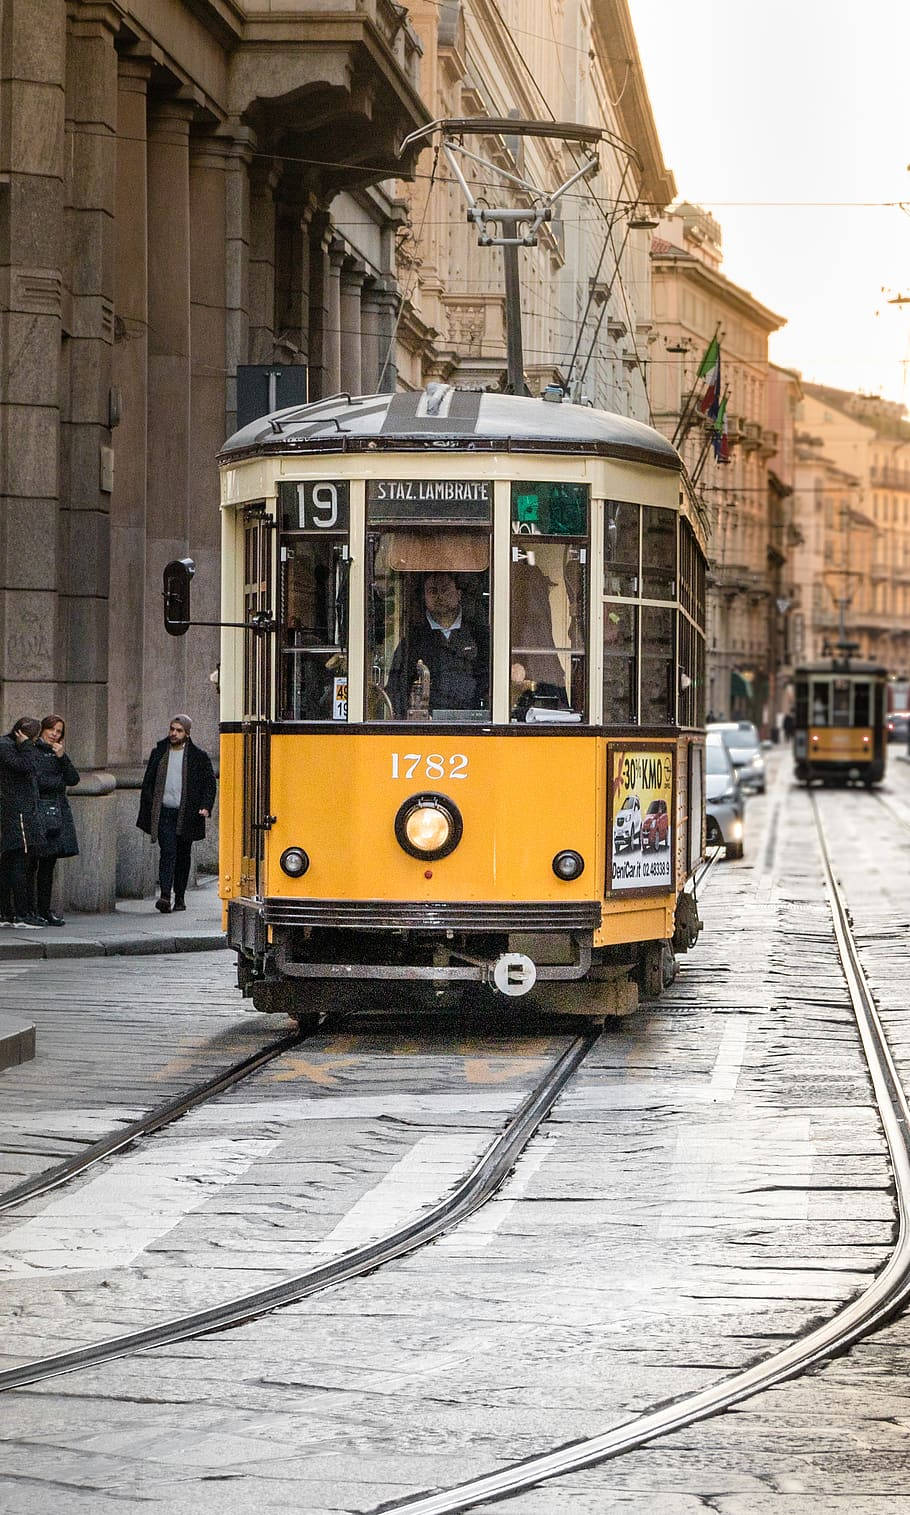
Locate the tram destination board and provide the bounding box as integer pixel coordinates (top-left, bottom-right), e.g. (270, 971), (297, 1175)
(367, 479), (491, 522)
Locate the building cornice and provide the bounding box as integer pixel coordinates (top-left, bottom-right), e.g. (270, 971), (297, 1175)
(591, 0), (675, 208)
(652, 247), (785, 333)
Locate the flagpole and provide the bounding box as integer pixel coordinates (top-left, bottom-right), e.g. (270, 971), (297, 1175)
(671, 322), (721, 449)
(691, 383), (730, 485)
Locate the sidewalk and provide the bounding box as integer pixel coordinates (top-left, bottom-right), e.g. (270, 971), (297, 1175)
(0, 875), (226, 963)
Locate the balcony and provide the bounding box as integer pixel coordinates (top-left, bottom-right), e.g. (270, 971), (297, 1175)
(231, 1), (430, 193)
(872, 469), (910, 491)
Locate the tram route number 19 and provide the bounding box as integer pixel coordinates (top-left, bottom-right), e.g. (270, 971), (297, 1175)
(292, 481), (350, 531)
(391, 753), (468, 780)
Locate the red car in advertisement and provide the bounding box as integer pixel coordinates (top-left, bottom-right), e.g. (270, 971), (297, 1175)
(641, 797), (669, 850)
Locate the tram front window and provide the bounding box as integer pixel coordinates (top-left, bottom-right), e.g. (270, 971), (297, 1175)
(279, 537), (349, 721)
(510, 482), (588, 722)
(812, 682), (831, 726)
(367, 531), (491, 722)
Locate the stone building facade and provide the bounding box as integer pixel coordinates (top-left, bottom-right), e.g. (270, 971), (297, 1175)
(649, 205), (789, 728)
(1, 0), (428, 907)
(797, 385), (910, 676)
(398, 0), (675, 418)
(2, 0), (676, 910)
(789, 436), (874, 666)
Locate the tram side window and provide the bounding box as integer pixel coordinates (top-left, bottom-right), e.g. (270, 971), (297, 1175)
(277, 481), (350, 722)
(511, 483), (588, 722)
(604, 501), (639, 596)
(795, 681), (808, 729)
(367, 528), (491, 722)
(603, 603), (637, 723)
(641, 606), (676, 725)
(854, 682), (871, 726)
(811, 682), (830, 726)
(642, 506), (677, 601)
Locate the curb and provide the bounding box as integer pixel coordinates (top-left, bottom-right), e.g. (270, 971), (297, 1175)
(0, 1014), (36, 1070)
(0, 932), (226, 963)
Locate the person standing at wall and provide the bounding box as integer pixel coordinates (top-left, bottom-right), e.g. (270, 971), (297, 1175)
(29, 715), (80, 925)
(137, 716), (217, 914)
(0, 718), (46, 928)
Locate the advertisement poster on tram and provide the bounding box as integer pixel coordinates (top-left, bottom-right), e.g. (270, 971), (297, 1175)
(609, 747), (674, 892)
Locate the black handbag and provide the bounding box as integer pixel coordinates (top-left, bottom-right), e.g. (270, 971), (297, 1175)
(39, 798), (62, 838)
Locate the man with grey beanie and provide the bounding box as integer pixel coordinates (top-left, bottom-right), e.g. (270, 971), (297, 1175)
(137, 715), (216, 913)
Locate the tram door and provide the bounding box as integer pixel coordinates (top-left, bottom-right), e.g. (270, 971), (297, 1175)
(240, 509), (274, 898)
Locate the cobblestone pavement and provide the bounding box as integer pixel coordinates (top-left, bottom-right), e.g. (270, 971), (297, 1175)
(2, 750), (910, 1512)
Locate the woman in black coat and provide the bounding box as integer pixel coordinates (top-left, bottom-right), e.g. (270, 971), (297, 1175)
(29, 715), (80, 926)
(0, 717), (45, 927)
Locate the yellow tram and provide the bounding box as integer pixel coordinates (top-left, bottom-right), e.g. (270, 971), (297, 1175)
(793, 657), (888, 786)
(202, 388), (707, 1024)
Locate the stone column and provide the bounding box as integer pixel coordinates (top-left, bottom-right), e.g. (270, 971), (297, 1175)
(248, 160), (279, 363)
(0, 0), (67, 730)
(361, 279), (382, 395)
(107, 54), (153, 896)
(108, 56), (151, 768)
(374, 278), (400, 392)
(325, 238), (345, 395)
(220, 124), (254, 438)
(307, 215), (332, 401)
(187, 133), (229, 874)
(58, 3), (120, 911)
(340, 259), (367, 395)
(275, 193), (314, 366)
(143, 96), (194, 753)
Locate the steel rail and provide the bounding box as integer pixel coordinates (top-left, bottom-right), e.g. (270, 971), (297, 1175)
(370, 792), (910, 1515)
(0, 1028), (597, 1394)
(0, 1029), (302, 1216)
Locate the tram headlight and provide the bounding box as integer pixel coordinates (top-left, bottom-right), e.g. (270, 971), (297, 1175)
(395, 794), (463, 861)
(552, 849), (585, 881)
(280, 847), (310, 878)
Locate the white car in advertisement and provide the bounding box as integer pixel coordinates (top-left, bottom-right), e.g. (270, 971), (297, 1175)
(612, 793), (642, 852)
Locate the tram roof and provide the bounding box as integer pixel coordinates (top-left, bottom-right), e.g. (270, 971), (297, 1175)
(219, 388), (682, 471)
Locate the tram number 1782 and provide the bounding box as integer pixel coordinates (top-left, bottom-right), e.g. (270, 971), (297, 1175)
(391, 753), (469, 780)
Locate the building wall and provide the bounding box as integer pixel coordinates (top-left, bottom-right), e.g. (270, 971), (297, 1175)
(799, 388), (910, 676)
(0, 0), (427, 906)
(399, 0), (673, 417)
(650, 206), (788, 729)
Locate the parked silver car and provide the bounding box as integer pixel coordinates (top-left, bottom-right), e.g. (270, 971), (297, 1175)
(707, 720), (766, 794)
(705, 732), (745, 858)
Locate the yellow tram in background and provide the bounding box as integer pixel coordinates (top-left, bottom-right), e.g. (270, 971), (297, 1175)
(793, 657), (888, 786)
(202, 387), (707, 1024)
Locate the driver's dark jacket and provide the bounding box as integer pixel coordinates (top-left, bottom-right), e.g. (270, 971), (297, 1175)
(387, 617), (489, 718)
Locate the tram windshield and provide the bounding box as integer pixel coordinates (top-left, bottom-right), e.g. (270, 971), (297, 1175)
(367, 528), (491, 722)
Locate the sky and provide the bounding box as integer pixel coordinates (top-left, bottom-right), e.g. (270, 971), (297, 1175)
(626, 0), (910, 406)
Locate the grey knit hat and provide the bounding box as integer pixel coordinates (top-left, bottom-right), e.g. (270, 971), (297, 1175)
(171, 713), (192, 731)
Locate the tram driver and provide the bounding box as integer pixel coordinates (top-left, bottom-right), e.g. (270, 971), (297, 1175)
(386, 572), (489, 720)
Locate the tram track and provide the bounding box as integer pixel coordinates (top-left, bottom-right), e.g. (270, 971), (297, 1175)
(361, 787), (910, 1515)
(0, 1026), (303, 1216)
(0, 1026), (597, 1395)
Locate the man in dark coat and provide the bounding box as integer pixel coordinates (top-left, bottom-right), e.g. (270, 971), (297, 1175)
(137, 715), (216, 913)
(386, 574), (489, 719)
